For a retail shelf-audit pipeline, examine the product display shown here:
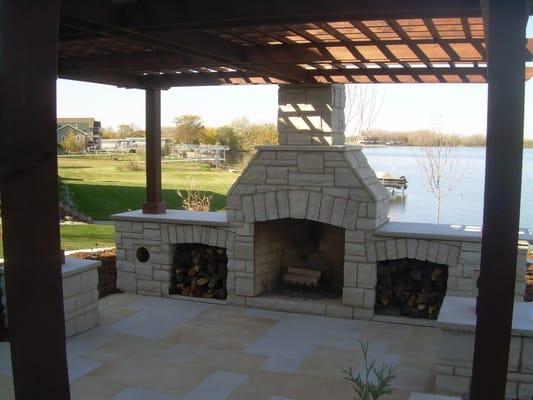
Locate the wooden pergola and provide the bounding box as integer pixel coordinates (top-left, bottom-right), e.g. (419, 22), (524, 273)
(1, 1), (532, 399)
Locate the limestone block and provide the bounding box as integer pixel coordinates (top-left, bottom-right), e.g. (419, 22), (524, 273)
(153, 269), (171, 282)
(235, 277), (254, 296)
(366, 243), (377, 262)
(346, 229), (365, 243)
(117, 260), (135, 272)
(346, 243), (366, 257)
(439, 330), (474, 366)
(385, 240), (397, 260)
(183, 226), (194, 243)
(135, 264), (153, 279)
(343, 287), (364, 307)
(427, 242), (439, 262)
(115, 221), (132, 232)
(306, 191), (321, 221)
(228, 259), (246, 272)
(357, 263), (377, 288)
(194, 225), (203, 243)
(80, 269), (98, 292)
(137, 279), (162, 293)
(344, 262), (358, 287)
(350, 188), (372, 202)
(289, 190), (309, 219)
(521, 338), (533, 373)
(376, 241), (387, 261)
(436, 244), (450, 264)
(396, 239), (408, 259)
(227, 195), (242, 209)
(131, 222), (143, 233)
(356, 218), (376, 231)
(436, 374), (470, 395)
(519, 383), (533, 399)
(263, 192), (279, 221)
(447, 246), (460, 267)
(243, 164), (267, 183)
(416, 240), (430, 261)
(276, 191), (290, 219)
(267, 166), (289, 180)
(297, 153), (324, 173)
(242, 195), (255, 222)
(363, 289), (375, 309)
(318, 194), (334, 223)
(234, 241), (253, 260)
(117, 271), (136, 293)
(330, 197), (347, 227)
(253, 193), (267, 221)
(335, 168), (361, 187)
(143, 229), (161, 241)
(459, 250), (481, 265)
(63, 274), (81, 298)
(288, 173), (334, 186)
(75, 309), (100, 335)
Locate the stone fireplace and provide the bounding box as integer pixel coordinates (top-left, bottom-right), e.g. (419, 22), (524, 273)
(112, 83), (529, 320)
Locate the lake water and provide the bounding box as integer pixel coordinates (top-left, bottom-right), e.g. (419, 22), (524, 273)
(362, 146), (533, 231)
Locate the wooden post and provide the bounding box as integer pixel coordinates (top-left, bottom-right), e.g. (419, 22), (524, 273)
(142, 88), (166, 214)
(470, 1), (527, 399)
(0, 1), (71, 398)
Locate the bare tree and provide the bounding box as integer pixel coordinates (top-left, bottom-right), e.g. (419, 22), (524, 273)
(344, 84), (383, 138)
(416, 130), (468, 224)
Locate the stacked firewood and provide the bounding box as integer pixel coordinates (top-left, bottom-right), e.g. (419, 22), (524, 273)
(525, 250), (533, 301)
(170, 245), (228, 300)
(375, 259), (448, 319)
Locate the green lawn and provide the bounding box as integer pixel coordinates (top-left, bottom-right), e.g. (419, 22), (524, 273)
(0, 224), (115, 258)
(58, 155), (239, 220)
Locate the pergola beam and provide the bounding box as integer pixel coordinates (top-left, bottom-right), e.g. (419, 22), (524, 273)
(60, 0), (482, 30)
(470, 0), (528, 398)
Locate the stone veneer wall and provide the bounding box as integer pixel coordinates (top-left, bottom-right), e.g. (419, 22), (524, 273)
(437, 297), (533, 399)
(115, 220), (235, 297)
(364, 237), (528, 302)
(277, 84), (345, 145)
(0, 258), (100, 338)
(225, 145), (390, 317)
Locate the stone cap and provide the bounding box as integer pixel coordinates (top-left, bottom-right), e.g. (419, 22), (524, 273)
(62, 258), (101, 278)
(375, 221), (532, 243)
(437, 296), (533, 337)
(110, 209), (229, 226)
(255, 145), (362, 152)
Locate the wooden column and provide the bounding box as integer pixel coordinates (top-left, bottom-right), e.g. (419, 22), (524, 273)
(470, 1), (527, 399)
(0, 1), (71, 399)
(142, 88), (166, 214)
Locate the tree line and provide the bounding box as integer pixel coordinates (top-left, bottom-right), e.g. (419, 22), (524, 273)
(353, 129), (533, 148)
(100, 115), (278, 151)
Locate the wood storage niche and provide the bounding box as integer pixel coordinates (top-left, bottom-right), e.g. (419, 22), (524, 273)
(170, 244), (228, 299)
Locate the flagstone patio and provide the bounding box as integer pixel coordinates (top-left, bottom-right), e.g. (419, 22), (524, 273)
(0, 294), (440, 399)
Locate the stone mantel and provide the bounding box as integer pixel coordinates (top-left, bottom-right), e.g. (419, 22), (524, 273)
(375, 221), (532, 243)
(255, 145), (362, 152)
(111, 209), (229, 227)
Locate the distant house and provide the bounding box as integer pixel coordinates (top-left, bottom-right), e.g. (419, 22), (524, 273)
(57, 117), (102, 151)
(56, 124), (89, 150)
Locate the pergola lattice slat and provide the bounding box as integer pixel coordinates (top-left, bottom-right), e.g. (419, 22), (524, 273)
(56, 15), (521, 88)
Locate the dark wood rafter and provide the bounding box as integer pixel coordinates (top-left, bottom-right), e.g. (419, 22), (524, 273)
(60, 18), (308, 83)
(60, 0), (483, 31)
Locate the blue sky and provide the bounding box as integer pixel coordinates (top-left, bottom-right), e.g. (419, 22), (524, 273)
(57, 17), (533, 137)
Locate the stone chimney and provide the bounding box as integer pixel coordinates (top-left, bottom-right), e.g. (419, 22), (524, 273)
(277, 84), (346, 146)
